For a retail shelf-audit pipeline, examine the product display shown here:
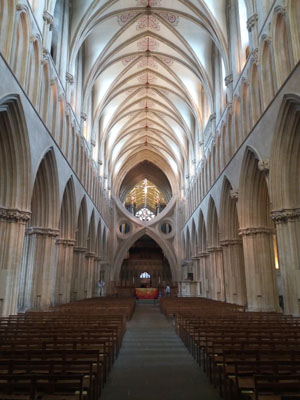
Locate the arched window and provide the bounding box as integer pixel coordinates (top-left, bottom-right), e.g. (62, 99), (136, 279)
(140, 272), (151, 279)
(238, 0), (249, 70)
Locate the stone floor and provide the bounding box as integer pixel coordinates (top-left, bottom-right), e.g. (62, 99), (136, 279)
(100, 303), (221, 400)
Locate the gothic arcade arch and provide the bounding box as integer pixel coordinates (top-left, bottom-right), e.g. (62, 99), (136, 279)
(219, 176), (246, 305)
(112, 229), (178, 282)
(269, 94), (300, 316)
(239, 147), (279, 312)
(0, 94), (31, 316)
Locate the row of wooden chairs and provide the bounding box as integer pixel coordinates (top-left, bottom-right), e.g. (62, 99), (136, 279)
(160, 297), (300, 400)
(0, 297), (136, 400)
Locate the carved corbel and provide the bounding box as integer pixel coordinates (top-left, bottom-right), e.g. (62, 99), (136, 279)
(247, 13), (258, 32)
(258, 159), (270, 174)
(66, 72), (74, 85)
(225, 74), (233, 87)
(230, 189), (239, 201)
(43, 11), (54, 30)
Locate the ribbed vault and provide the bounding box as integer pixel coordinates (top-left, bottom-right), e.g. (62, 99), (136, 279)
(67, 0), (229, 196)
(119, 160), (172, 206)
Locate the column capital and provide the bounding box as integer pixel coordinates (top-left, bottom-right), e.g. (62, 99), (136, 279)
(225, 73), (233, 87)
(65, 72), (74, 84)
(258, 159), (270, 173)
(239, 227), (275, 236)
(207, 246), (222, 253)
(81, 112), (87, 122)
(86, 252), (96, 259)
(198, 252), (209, 258)
(220, 239), (243, 247)
(26, 227), (60, 237)
(16, 3), (28, 12)
(230, 189), (239, 201)
(43, 11), (54, 30)
(74, 247), (87, 253)
(247, 13), (258, 32)
(0, 207), (31, 224)
(271, 208), (300, 224)
(251, 48), (259, 65)
(56, 238), (76, 246)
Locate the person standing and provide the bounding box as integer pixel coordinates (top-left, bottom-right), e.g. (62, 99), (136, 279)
(165, 284), (171, 296)
(98, 279), (105, 296)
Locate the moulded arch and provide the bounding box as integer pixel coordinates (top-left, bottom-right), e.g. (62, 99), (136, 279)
(95, 221), (102, 257)
(269, 94), (300, 210)
(87, 210), (96, 253)
(207, 196), (219, 247)
(198, 210), (207, 253)
(58, 177), (76, 239)
(272, 12), (292, 87)
(26, 37), (41, 107)
(75, 196), (88, 248)
(11, 7), (30, 86)
(185, 227), (192, 260)
(219, 176), (240, 240)
(112, 228), (178, 281)
(249, 62), (261, 125)
(0, 94), (31, 210)
(30, 148), (60, 229)
(260, 39), (276, 109)
(39, 63), (51, 122)
(238, 147), (273, 228)
(191, 219), (197, 257)
(289, 0), (300, 63)
(0, 0), (16, 60)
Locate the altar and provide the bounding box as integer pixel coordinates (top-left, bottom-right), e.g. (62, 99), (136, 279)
(135, 288), (159, 299)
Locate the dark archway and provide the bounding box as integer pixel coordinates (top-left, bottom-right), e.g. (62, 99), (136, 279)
(117, 235), (173, 296)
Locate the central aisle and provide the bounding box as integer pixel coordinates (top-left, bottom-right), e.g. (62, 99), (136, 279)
(101, 303), (221, 400)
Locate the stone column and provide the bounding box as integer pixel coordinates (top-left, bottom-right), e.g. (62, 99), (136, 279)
(85, 252), (96, 298)
(53, 238), (76, 305)
(42, 11), (54, 52)
(247, 13), (259, 51)
(207, 247), (225, 301)
(22, 227), (60, 310)
(199, 252), (208, 298)
(225, 74), (233, 104)
(71, 247), (87, 301)
(239, 227), (280, 312)
(92, 256), (102, 297)
(271, 208), (300, 316)
(220, 239), (247, 306)
(0, 207), (31, 316)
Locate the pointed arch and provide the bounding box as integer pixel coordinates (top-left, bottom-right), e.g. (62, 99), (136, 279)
(26, 37), (41, 107)
(289, 0), (300, 63)
(249, 62), (261, 125)
(239, 147), (273, 229)
(219, 177), (240, 240)
(59, 177), (76, 239)
(198, 210), (207, 253)
(75, 196), (88, 248)
(11, 6), (30, 86)
(112, 228), (178, 281)
(270, 94), (300, 210)
(273, 12), (292, 87)
(207, 196), (220, 247)
(191, 219), (197, 257)
(87, 210), (96, 253)
(0, 0), (16, 61)
(219, 176), (247, 305)
(30, 148), (60, 229)
(0, 95), (31, 210)
(260, 39), (276, 109)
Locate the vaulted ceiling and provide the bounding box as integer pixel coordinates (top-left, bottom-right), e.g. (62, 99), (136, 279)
(69, 0), (229, 200)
